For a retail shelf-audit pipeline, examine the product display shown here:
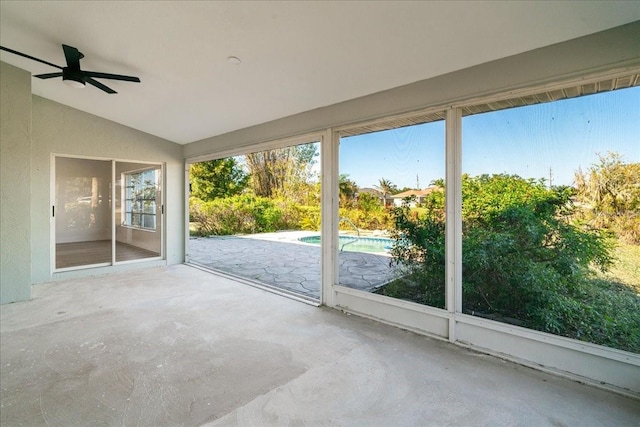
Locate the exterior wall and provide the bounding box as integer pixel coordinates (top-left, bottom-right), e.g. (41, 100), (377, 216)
(0, 62), (32, 304)
(31, 97), (184, 284)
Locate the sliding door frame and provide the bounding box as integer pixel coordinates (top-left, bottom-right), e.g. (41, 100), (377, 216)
(51, 154), (165, 274)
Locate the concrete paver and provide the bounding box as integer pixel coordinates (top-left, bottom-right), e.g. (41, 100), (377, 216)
(188, 232), (397, 300)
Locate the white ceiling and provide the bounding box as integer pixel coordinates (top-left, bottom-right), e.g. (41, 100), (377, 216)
(1, 1), (639, 144)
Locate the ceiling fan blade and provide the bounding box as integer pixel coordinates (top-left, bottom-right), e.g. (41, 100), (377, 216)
(86, 77), (116, 94)
(83, 71), (140, 82)
(34, 72), (64, 79)
(62, 44), (83, 68)
(0, 45), (63, 70)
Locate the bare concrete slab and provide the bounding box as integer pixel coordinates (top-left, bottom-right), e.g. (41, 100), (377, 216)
(1, 265), (638, 426)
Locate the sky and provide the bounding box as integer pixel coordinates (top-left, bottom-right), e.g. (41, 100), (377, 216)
(339, 86), (639, 189)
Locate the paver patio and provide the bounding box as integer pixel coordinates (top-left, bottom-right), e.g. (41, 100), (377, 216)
(188, 232), (397, 300)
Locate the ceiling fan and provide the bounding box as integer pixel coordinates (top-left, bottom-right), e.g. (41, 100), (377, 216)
(0, 44), (140, 94)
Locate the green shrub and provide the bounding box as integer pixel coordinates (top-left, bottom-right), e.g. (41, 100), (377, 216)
(298, 206), (321, 231)
(339, 207), (392, 231)
(190, 194), (284, 235)
(384, 174), (640, 352)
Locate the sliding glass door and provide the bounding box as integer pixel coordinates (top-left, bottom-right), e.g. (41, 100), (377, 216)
(54, 156), (163, 270)
(115, 162), (162, 262)
(55, 157), (113, 268)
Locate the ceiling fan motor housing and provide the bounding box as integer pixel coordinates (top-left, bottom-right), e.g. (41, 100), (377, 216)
(62, 67), (85, 88)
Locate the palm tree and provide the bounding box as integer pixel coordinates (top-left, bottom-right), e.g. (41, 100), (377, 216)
(339, 174), (358, 206)
(374, 178), (396, 206)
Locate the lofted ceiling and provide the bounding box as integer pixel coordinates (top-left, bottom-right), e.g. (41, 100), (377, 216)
(1, 1), (639, 144)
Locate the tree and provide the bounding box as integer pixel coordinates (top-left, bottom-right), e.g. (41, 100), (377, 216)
(374, 178), (397, 206)
(245, 143), (319, 200)
(574, 152), (640, 243)
(339, 174), (358, 207)
(190, 158), (249, 201)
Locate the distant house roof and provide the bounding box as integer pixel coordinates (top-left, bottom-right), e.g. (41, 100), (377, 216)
(357, 187), (381, 195)
(391, 187), (441, 199)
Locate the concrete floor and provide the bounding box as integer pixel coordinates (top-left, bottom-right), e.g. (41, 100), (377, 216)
(1, 265), (638, 426)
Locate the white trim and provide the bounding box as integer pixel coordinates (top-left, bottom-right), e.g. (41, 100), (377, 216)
(160, 162), (165, 261)
(50, 152), (164, 165)
(445, 107), (463, 342)
(111, 160), (116, 264)
(456, 313), (640, 363)
(452, 65), (640, 110)
(184, 161), (191, 263)
(334, 286), (450, 339)
(320, 129), (338, 306)
(49, 154), (56, 276)
(185, 130), (326, 164)
(332, 104), (447, 136)
(329, 66), (640, 141)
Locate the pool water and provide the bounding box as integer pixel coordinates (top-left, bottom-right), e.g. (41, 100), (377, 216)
(299, 235), (394, 254)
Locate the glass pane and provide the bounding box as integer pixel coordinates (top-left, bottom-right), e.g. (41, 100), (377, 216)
(338, 119), (446, 308)
(188, 142), (322, 301)
(55, 157), (112, 268)
(462, 86), (640, 353)
(115, 162), (162, 262)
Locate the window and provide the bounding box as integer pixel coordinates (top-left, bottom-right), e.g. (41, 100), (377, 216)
(338, 116), (446, 308)
(123, 168), (158, 231)
(461, 85), (640, 352)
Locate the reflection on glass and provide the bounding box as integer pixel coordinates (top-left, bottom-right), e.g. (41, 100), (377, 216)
(55, 157), (112, 268)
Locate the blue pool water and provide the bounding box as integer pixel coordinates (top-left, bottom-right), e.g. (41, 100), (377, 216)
(299, 235), (394, 253)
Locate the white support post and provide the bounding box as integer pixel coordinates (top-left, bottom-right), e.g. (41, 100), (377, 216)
(112, 160), (117, 265)
(320, 129), (338, 307)
(445, 108), (463, 342)
(184, 161), (191, 263)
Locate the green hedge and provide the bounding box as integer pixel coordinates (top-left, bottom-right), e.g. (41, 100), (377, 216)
(190, 195), (284, 235)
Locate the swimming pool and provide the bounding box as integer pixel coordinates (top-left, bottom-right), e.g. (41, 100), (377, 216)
(299, 235), (394, 254)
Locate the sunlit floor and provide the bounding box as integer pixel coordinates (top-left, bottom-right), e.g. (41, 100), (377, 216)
(56, 240), (159, 269)
(1, 264), (638, 426)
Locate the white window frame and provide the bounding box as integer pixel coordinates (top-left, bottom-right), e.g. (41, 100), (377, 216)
(122, 167), (159, 232)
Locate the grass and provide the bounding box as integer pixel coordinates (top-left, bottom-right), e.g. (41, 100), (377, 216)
(600, 242), (640, 293)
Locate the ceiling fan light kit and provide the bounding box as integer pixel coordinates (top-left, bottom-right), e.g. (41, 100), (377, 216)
(0, 43), (140, 94)
(63, 68), (86, 88)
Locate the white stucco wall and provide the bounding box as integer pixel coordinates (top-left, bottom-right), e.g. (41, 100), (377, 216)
(31, 96), (184, 284)
(0, 62), (32, 304)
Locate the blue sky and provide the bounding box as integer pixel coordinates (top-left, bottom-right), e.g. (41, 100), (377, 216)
(340, 86), (639, 188)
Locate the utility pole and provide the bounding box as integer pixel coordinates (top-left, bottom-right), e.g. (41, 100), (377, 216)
(549, 167), (553, 189)
(416, 174), (420, 189)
